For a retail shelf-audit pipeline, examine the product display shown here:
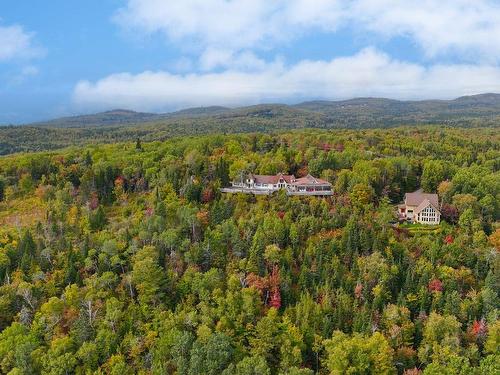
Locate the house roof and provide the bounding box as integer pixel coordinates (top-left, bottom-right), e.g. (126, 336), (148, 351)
(405, 189), (439, 208)
(414, 198), (440, 215)
(250, 173), (295, 184)
(292, 174), (331, 186)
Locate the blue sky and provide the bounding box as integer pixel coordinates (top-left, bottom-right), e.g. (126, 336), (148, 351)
(1, 0), (500, 124)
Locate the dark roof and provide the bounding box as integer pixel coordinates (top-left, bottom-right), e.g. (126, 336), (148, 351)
(405, 189), (439, 208)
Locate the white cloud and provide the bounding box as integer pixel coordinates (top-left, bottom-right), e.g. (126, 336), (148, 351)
(199, 49), (269, 71)
(0, 24), (44, 61)
(115, 0), (500, 62)
(352, 0), (500, 62)
(114, 0), (341, 52)
(73, 48), (500, 112)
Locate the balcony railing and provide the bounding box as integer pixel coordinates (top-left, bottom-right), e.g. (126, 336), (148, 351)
(221, 186), (333, 196)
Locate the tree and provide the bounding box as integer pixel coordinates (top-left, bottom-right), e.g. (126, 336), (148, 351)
(17, 230), (36, 273)
(0, 323), (39, 374)
(222, 355), (270, 375)
(422, 348), (473, 375)
(437, 180), (453, 205)
(131, 246), (168, 308)
(418, 313), (461, 365)
(188, 333), (234, 375)
(324, 331), (395, 375)
(250, 308), (282, 368)
(421, 160), (449, 192)
(478, 354), (500, 375)
(89, 205), (107, 231)
(41, 336), (77, 375)
(381, 304), (415, 349)
(350, 183), (374, 208)
(484, 320), (500, 355)
(84, 150), (93, 166)
(18, 174), (34, 195)
(135, 138), (142, 150)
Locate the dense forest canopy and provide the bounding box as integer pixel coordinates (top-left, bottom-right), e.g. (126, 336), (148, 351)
(0, 127), (498, 374)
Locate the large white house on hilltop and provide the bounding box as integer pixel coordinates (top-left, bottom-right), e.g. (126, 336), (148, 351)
(221, 173), (333, 196)
(398, 189), (441, 224)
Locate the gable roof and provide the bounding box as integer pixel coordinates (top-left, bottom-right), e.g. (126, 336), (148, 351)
(250, 173), (295, 184)
(414, 198), (440, 215)
(292, 174), (331, 186)
(405, 189), (439, 208)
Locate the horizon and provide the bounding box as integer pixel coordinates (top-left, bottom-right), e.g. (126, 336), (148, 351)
(2, 1), (500, 123)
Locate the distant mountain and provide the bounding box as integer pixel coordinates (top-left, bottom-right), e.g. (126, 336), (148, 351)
(1, 94), (499, 155)
(31, 106), (234, 128)
(32, 109), (162, 128)
(27, 93), (500, 129)
(293, 93), (500, 126)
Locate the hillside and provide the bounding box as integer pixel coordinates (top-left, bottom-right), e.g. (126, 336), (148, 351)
(0, 128), (498, 374)
(294, 93), (500, 127)
(31, 109), (162, 128)
(1, 94), (499, 155)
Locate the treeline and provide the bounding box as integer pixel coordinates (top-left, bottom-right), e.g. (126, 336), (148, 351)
(0, 128), (498, 374)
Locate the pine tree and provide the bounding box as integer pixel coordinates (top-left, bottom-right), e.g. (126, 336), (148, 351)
(135, 138), (142, 151)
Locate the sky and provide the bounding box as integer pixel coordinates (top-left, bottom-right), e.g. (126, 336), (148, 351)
(1, 0), (500, 124)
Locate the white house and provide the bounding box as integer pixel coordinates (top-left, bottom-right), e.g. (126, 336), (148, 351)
(222, 173), (332, 196)
(398, 189), (440, 224)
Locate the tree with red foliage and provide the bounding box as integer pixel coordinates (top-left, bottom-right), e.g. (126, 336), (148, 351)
(246, 273), (269, 295)
(354, 283), (363, 300)
(471, 319), (487, 340)
(334, 143), (345, 152)
(268, 265), (281, 309)
(201, 187), (214, 203)
(428, 279), (443, 292)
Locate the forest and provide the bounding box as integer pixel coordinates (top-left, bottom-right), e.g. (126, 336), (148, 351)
(0, 126), (498, 374)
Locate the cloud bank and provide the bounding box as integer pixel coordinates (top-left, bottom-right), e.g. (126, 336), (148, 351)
(74, 48), (500, 112)
(114, 0), (500, 62)
(73, 1), (500, 111)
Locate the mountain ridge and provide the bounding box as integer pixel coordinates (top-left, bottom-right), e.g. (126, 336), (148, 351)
(1, 93), (499, 155)
(22, 93), (500, 129)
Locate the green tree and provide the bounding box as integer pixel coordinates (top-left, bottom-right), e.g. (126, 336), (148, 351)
(89, 205), (107, 231)
(222, 355), (271, 375)
(131, 246), (168, 308)
(421, 160), (449, 192)
(188, 333), (234, 375)
(422, 348), (473, 375)
(418, 313), (462, 365)
(0, 323), (39, 374)
(350, 183), (374, 208)
(324, 331), (395, 375)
